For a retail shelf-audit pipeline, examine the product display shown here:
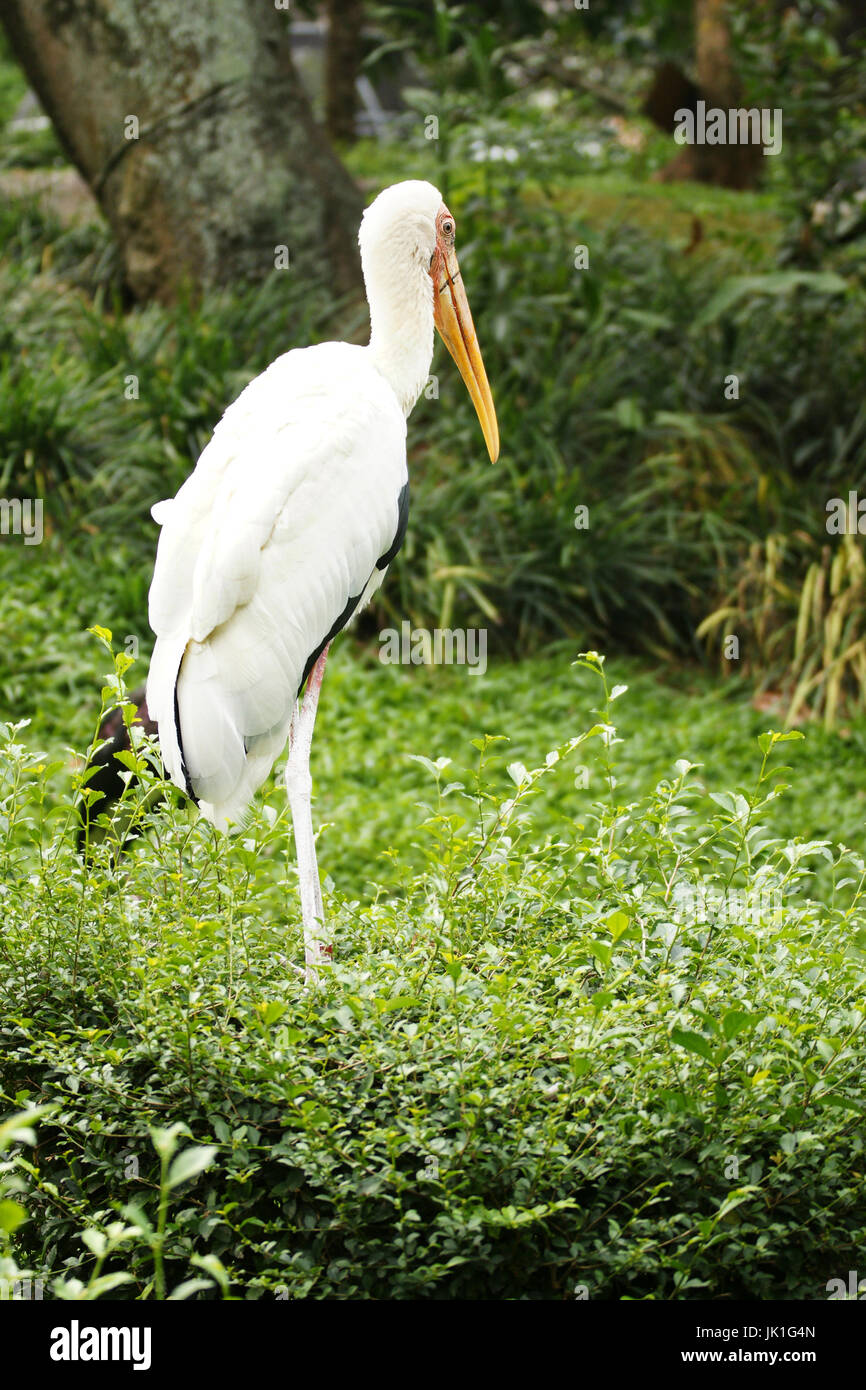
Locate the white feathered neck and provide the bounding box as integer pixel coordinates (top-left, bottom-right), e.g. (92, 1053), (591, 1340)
(359, 180), (442, 417)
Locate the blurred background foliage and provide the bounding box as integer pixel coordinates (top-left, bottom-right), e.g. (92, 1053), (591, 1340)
(0, 0), (865, 725)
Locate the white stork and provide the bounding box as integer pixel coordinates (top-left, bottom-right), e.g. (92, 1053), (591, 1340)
(146, 180), (499, 984)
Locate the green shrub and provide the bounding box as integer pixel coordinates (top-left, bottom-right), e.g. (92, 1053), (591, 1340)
(2, 654), (865, 1299)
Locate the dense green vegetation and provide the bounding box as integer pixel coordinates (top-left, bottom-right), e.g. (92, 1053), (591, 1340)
(3, 648), (866, 1299)
(2, 2), (866, 1302)
(2, 153), (863, 687)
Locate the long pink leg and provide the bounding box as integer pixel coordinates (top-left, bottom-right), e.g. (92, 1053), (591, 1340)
(285, 645), (331, 986)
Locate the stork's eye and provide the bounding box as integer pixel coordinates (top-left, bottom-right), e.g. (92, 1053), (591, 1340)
(442, 219), (454, 236)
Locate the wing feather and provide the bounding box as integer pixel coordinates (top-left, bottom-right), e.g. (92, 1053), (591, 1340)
(147, 342), (408, 827)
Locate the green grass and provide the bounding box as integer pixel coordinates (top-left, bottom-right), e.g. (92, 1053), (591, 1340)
(348, 133), (784, 264)
(3, 534), (866, 901)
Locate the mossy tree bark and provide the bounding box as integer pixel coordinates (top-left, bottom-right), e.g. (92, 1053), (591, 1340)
(653, 0), (763, 190)
(325, 0), (363, 145)
(0, 0), (364, 303)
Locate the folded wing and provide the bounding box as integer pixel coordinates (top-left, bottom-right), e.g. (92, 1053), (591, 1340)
(147, 342), (408, 829)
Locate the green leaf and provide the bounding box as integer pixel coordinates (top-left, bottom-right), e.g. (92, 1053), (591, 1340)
(256, 1001), (287, 1027)
(0, 1105), (55, 1151)
(611, 397), (645, 431)
(150, 1123), (187, 1161)
(0, 1199), (27, 1234)
(759, 729), (806, 754)
(89, 1273), (135, 1298)
(406, 754), (450, 779)
(586, 939), (611, 969)
(191, 1253), (229, 1295)
(81, 1228), (107, 1257)
(120, 1201), (153, 1238)
(671, 1028), (715, 1062)
(696, 271), (848, 327)
(168, 1278), (214, 1300)
(722, 1010), (758, 1042)
(604, 910), (630, 942)
(166, 1145), (218, 1191)
(819, 1095), (866, 1115)
(715, 1187), (760, 1221)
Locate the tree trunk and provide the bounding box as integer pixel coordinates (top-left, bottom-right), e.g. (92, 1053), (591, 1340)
(655, 0), (763, 190)
(693, 0), (762, 187)
(642, 61), (701, 135)
(0, 0), (364, 303)
(325, 0), (363, 145)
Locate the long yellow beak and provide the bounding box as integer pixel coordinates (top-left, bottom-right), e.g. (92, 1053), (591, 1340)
(433, 243), (499, 463)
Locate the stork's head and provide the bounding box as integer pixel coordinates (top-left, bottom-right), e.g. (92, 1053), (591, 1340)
(359, 180), (499, 462)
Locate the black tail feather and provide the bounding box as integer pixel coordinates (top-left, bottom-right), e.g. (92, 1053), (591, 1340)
(76, 686), (161, 855)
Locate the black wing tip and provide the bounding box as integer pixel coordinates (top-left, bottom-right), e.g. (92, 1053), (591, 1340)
(173, 682), (199, 804)
(376, 479), (410, 572)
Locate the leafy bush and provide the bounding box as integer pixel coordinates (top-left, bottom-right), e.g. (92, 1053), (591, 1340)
(0, 1107), (223, 1301)
(2, 654), (865, 1299)
(731, 0), (866, 262)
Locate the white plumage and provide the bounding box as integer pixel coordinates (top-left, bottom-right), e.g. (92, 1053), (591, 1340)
(148, 341), (406, 828)
(146, 179), (498, 980)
